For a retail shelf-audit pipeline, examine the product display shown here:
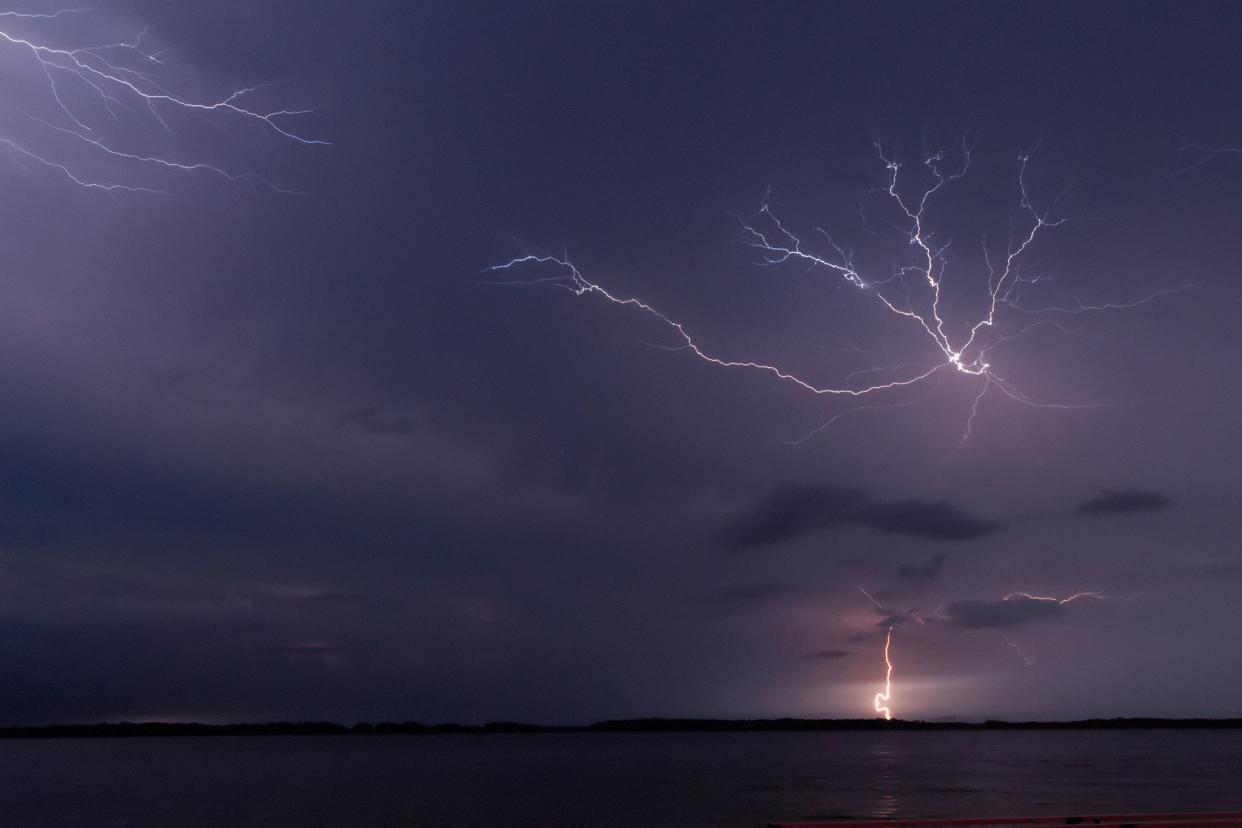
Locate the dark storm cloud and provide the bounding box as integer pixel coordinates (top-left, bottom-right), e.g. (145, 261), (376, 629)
(334, 405), (414, 436)
(873, 606), (924, 628)
(718, 485), (1003, 551)
(941, 596), (1067, 630)
(257, 587), (368, 608)
(711, 582), (797, 615)
(0, 557), (358, 622)
(856, 500), (1003, 540)
(895, 553), (949, 584)
(1075, 489), (1173, 517)
(0, 521), (58, 549)
(1, 0), (1239, 727)
(801, 649), (851, 660)
(0, 437), (359, 547)
(716, 485), (867, 550)
(258, 642), (347, 656)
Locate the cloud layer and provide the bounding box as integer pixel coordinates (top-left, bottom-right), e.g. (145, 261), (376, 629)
(941, 596), (1067, 629)
(719, 485), (1005, 551)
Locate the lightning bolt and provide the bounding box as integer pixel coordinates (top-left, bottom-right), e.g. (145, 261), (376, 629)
(0, 5), (325, 195)
(491, 136), (1186, 443)
(869, 588), (1120, 714)
(1001, 633), (1036, 666)
(994, 590), (1122, 666)
(1170, 143), (1242, 177)
(858, 588), (910, 720)
(1002, 591), (1109, 605)
(873, 625), (894, 721)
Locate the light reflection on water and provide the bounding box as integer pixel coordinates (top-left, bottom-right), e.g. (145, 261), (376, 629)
(864, 740), (901, 819)
(2, 730), (1240, 826)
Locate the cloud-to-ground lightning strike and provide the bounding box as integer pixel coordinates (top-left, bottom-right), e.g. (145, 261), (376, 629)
(865, 588), (1118, 711)
(859, 587), (911, 719)
(0, 6), (325, 195)
(874, 625), (895, 721)
(491, 137), (1186, 444)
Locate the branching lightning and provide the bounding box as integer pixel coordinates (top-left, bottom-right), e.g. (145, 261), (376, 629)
(0, 5), (325, 195)
(491, 136), (1186, 444)
(1002, 590), (1109, 605)
(993, 590), (1114, 667)
(1170, 144), (1242, 177)
(857, 587), (1121, 714)
(858, 587), (915, 720)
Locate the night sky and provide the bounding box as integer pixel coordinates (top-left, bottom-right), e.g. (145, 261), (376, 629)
(1, 0), (1240, 725)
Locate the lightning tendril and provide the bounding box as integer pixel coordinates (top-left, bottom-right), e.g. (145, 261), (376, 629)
(1, 5), (325, 195)
(491, 137), (1187, 443)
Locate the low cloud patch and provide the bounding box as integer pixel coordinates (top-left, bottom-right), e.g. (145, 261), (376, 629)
(941, 596), (1067, 629)
(896, 553), (948, 584)
(801, 648), (851, 660)
(717, 485), (868, 550)
(719, 484), (1004, 551)
(1076, 489), (1172, 518)
(856, 500), (1002, 540)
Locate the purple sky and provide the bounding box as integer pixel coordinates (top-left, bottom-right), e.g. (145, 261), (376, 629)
(0, 0), (1240, 725)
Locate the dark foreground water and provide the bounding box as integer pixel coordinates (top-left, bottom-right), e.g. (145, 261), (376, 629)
(3, 730), (1240, 826)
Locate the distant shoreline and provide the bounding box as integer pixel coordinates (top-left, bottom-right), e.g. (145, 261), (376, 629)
(3, 717), (1241, 739)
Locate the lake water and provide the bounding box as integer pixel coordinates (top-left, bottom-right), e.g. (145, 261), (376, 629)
(3, 730), (1240, 826)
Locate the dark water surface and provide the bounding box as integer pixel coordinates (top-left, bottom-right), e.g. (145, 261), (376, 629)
(3, 730), (1240, 826)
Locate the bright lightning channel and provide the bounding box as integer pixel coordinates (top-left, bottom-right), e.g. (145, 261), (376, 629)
(491, 137), (1186, 443)
(858, 587), (908, 720)
(995, 591), (1114, 666)
(0, 6), (326, 194)
(874, 625), (895, 721)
